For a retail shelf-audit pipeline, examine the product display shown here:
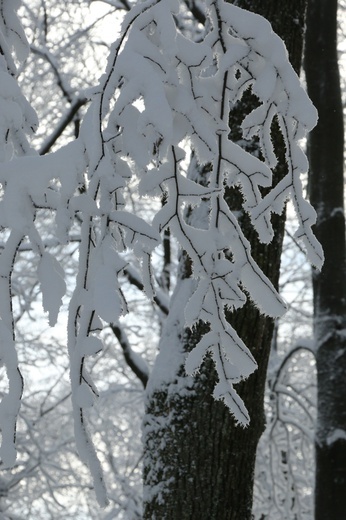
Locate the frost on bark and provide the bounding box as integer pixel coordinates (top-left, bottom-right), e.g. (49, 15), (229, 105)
(305, 1), (346, 518)
(143, 1), (311, 519)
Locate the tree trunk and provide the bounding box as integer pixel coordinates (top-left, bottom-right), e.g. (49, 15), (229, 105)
(305, 1), (346, 519)
(143, 1), (307, 518)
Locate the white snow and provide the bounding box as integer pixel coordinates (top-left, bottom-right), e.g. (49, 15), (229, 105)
(0, 0), (322, 500)
(326, 428), (346, 446)
(37, 253), (66, 326)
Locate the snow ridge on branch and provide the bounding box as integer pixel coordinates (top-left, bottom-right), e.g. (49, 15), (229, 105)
(0, 0), (321, 503)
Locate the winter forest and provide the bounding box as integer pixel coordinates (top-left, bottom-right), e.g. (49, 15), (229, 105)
(0, 0), (345, 518)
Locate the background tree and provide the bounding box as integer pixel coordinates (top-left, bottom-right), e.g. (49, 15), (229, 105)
(305, 0), (346, 518)
(253, 224), (315, 519)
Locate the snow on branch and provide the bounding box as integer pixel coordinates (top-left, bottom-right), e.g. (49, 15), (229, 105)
(0, 0), (37, 470)
(0, 0), (321, 504)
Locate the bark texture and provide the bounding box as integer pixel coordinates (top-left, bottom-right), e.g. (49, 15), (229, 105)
(305, 1), (346, 518)
(143, 1), (308, 518)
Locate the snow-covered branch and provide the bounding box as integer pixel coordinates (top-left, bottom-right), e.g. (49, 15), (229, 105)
(110, 323), (149, 388)
(0, 0), (321, 504)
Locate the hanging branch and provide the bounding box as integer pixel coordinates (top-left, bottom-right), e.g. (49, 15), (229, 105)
(0, 0), (321, 504)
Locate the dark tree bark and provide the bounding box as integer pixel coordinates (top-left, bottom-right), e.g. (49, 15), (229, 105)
(305, 1), (346, 519)
(143, 1), (308, 519)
